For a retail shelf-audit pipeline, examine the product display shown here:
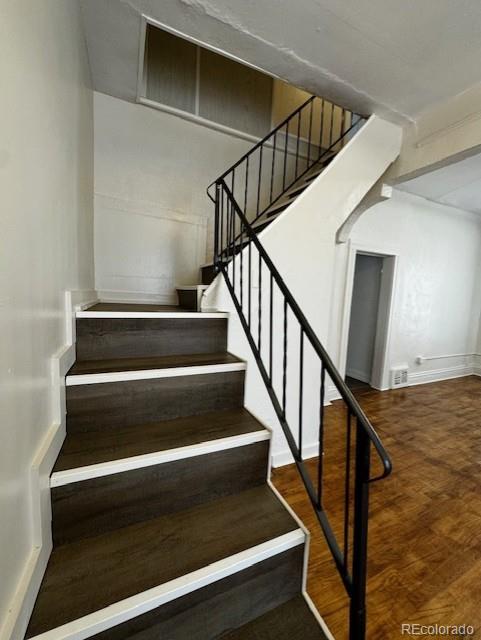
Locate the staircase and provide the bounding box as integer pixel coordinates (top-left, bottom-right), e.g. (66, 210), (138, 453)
(24, 302), (329, 639)
(24, 96), (392, 640)
(179, 96), (364, 303)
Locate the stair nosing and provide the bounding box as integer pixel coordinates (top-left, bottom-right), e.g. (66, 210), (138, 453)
(66, 361), (246, 386)
(28, 529), (305, 640)
(76, 310), (228, 319)
(51, 429), (271, 487)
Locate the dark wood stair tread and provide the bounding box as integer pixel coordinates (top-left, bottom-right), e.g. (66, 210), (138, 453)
(26, 486), (299, 638)
(221, 596), (327, 639)
(53, 408), (266, 471)
(67, 352), (243, 376)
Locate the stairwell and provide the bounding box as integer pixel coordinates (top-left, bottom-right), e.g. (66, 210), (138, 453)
(23, 96), (398, 640)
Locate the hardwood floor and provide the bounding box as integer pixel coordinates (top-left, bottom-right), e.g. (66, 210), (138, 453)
(272, 376), (481, 640)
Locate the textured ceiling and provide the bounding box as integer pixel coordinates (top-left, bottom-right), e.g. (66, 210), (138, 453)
(398, 152), (481, 215)
(81, 0), (481, 123)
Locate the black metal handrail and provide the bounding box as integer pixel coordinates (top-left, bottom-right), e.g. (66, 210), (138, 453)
(209, 97), (392, 637)
(217, 181), (392, 482)
(207, 95), (366, 224)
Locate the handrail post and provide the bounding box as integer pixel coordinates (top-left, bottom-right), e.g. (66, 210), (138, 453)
(349, 421), (371, 640)
(214, 181), (221, 272)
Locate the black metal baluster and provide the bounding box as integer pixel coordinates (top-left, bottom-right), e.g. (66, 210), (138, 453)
(340, 108), (347, 148)
(222, 190), (226, 265)
(240, 221), (244, 310)
(269, 272), (273, 381)
(258, 252), (262, 352)
(214, 183), (220, 268)
(244, 157), (249, 217)
(318, 364), (326, 507)
(231, 196), (236, 296)
(283, 121), (289, 190)
(298, 328), (304, 457)
(256, 145), (263, 218)
(219, 184), (224, 264)
(223, 192), (228, 267)
(230, 174), (235, 273)
(248, 236), (252, 329)
(329, 103), (335, 147)
(350, 422), (371, 640)
(344, 409), (352, 573)
(307, 99), (313, 167)
(295, 111), (301, 178)
(318, 98), (325, 159)
(270, 132), (277, 203)
(282, 299), (287, 415)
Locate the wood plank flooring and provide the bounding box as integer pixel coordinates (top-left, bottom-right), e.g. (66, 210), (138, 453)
(272, 376), (481, 640)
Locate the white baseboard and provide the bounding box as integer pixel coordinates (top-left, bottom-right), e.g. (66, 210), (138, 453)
(345, 367), (370, 384)
(0, 290), (94, 640)
(408, 363), (475, 386)
(326, 384), (342, 403)
(65, 289), (98, 346)
(97, 289), (177, 305)
(70, 289), (98, 310)
(271, 441), (319, 468)
(303, 592), (336, 640)
(473, 355), (481, 377)
(4, 420), (66, 640)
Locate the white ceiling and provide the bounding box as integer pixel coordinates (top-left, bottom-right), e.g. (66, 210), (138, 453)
(398, 151), (481, 214)
(80, 0), (481, 123)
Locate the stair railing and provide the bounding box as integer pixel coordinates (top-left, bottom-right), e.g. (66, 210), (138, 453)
(210, 99), (391, 640)
(207, 95), (365, 224)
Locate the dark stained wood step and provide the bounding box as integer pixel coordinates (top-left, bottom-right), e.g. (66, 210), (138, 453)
(66, 370), (245, 433)
(54, 408), (266, 470)
(88, 547), (305, 640)
(287, 183), (308, 199)
(266, 201), (290, 218)
(26, 486), (300, 638)
(220, 595), (328, 639)
(76, 317), (227, 361)
(252, 216), (276, 234)
(67, 352), (243, 377)
(304, 154), (335, 182)
(201, 264), (216, 285)
(176, 286), (207, 311)
(52, 440), (269, 545)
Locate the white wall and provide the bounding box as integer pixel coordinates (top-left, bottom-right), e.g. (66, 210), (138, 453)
(477, 314), (481, 375)
(94, 92), (254, 303)
(346, 255), (383, 383)
(349, 190), (481, 385)
(0, 2), (94, 636)
(396, 84), (481, 180)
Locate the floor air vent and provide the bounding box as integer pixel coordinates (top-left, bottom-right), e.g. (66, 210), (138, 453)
(390, 366), (409, 389)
